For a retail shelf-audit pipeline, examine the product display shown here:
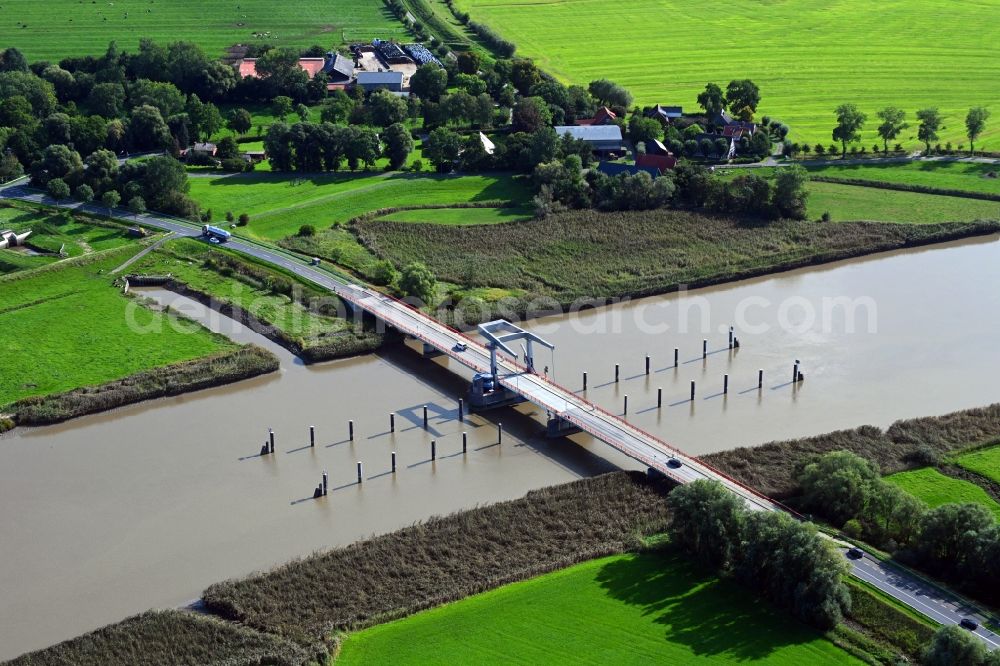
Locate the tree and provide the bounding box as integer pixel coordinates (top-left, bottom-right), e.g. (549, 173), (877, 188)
(371, 259), (399, 287)
(0, 95), (35, 130)
(227, 108), (252, 135)
(424, 127), (462, 172)
(128, 196), (146, 218)
(512, 96), (552, 133)
(457, 51), (481, 75)
(966, 106), (990, 154)
(383, 123), (414, 170)
(88, 82), (126, 118)
(0, 47), (28, 73)
(511, 59), (541, 95)
(238, 212), (250, 226)
(368, 89), (408, 127)
(628, 115), (661, 145)
(128, 105), (172, 150)
(75, 184), (94, 203)
(832, 103), (866, 157)
(914, 503), (994, 575)
(916, 107), (943, 155)
(875, 106), (908, 154)
(409, 64), (448, 102)
(772, 165), (809, 219)
(697, 82), (725, 118)
(298, 224), (316, 237)
(272, 95), (294, 121)
(667, 480), (746, 569)
(399, 261), (437, 304)
(0, 152), (24, 182)
(797, 450), (880, 525)
(127, 79), (185, 117)
(923, 625), (988, 666)
(101, 189), (121, 213)
(725, 79), (760, 117)
(321, 91), (356, 124)
(216, 136), (240, 160)
(588, 79), (632, 109)
(295, 103), (310, 122)
(0, 71), (57, 117)
(47, 178), (70, 201)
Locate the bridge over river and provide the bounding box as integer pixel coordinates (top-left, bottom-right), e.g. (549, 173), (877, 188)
(4, 180), (998, 649)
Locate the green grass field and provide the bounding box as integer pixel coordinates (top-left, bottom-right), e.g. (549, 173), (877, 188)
(338, 551), (863, 664)
(886, 467), (1000, 520)
(806, 161), (1000, 196)
(954, 445), (1000, 485)
(454, 0), (1000, 150)
(377, 205), (533, 225)
(188, 172), (530, 240)
(807, 181), (1000, 223)
(0, 0), (406, 61)
(0, 247), (233, 407)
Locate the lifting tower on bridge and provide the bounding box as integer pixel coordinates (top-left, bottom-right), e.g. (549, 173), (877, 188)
(468, 319), (555, 412)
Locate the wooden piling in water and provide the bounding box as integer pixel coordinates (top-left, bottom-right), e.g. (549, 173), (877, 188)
(645, 355), (650, 375)
(348, 420), (354, 441)
(310, 426), (315, 448)
(793, 362), (799, 383)
(431, 439), (436, 461)
(390, 412), (395, 432)
(423, 405), (428, 429)
(690, 380), (696, 401)
(614, 364), (619, 383)
(624, 395), (628, 415)
(657, 387), (662, 408)
(583, 371), (587, 390)
(728, 326), (734, 349)
(703, 339), (707, 359)
(322, 470), (328, 496)
(458, 398), (464, 420)
(674, 347), (679, 367)
(268, 429), (274, 453)
(462, 431), (467, 453)
(357, 462), (363, 484)
(758, 369), (763, 389)
(498, 423), (503, 444)
(724, 374), (729, 394)
(391, 451), (397, 473)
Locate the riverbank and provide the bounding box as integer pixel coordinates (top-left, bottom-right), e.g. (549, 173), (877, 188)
(352, 210), (1000, 324)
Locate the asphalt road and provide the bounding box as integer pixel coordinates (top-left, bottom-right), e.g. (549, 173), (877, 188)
(4, 179), (997, 648)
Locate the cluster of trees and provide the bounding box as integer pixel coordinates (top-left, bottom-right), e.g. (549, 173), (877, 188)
(797, 450), (1000, 605)
(532, 161), (808, 220)
(923, 625), (1000, 666)
(36, 147), (193, 219)
(264, 122), (385, 172)
(696, 79), (762, 122)
(668, 480), (851, 630)
(833, 104), (991, 156)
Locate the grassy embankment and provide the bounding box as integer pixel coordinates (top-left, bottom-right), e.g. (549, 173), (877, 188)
(0, 0), (406, 60)
(0, 245), (236, 409)
(885, 467), (1000, 519)
(338, 550), (863, 665)
(453, 0), (1000, 150)
(806, 161), (1000, 197)
(0, 202), (136, 275)
(127, 237), (383, 361)
(354, 209), (1000, 306)
(955, 445), (1000, 484)
(806, 181), (1000, 223)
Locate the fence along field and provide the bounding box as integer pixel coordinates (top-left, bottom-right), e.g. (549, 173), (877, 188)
(0, 0), (407, 61)
(453, 0), (1000, 150)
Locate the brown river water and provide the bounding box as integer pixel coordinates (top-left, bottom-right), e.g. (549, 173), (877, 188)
(2, 233), (999, 658)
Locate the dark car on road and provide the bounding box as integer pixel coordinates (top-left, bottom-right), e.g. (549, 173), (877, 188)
(847, 547), (864, 559)
(961, 618), (979, 631)
(667, 458), (682, 468)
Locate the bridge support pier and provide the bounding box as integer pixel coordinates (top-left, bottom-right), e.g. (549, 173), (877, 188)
(422, 342), (443, 358)
(546, 416), (583, 438)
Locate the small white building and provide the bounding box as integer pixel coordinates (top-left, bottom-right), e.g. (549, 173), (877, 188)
(0, 228), (31, 249)
(479, 132), (495, 156)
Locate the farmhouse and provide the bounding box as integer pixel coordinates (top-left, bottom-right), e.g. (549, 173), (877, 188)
(575, 106), (618, 126)
(554, 124), (624, 154)
(356, 71), (404, 92)
(324, 51), (355, 90)
(636, 153), (677, 173)
(646, 104), (683, 123)
(190, 142), (217, 157)
(0, 228), (31, 249)
(236, 56), (333, 81)
(644, 139), (672, 156)
(712, 110), (757, 136)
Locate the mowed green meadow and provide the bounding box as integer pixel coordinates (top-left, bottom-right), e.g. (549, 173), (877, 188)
(188, 172), (530, 240)
(454, 0), (1000, 150)
(807, 181), (1000, 223)
(955, 445), (1000, 485)
(0, 246), (233, 407)
(807, 161), (1000, 196)
(338, 551), (862, 664)
(886, 467), (1000, 520)
(0, 0), (406, 61)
